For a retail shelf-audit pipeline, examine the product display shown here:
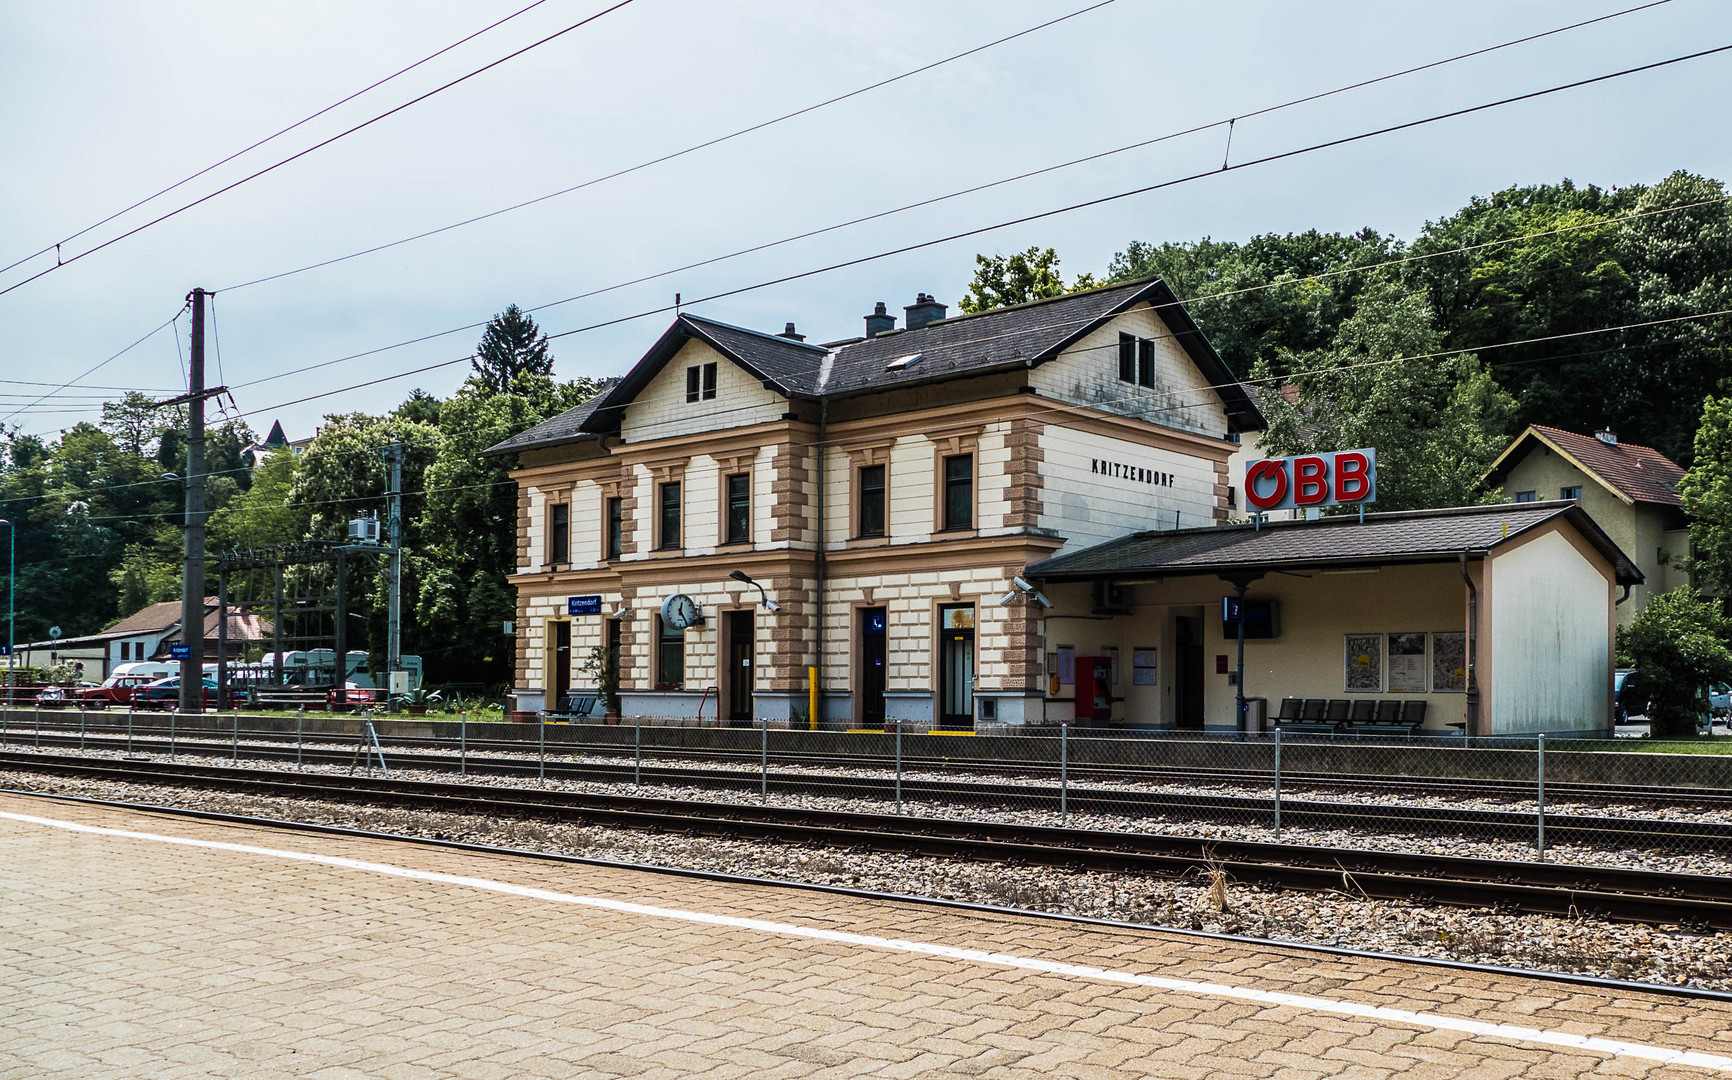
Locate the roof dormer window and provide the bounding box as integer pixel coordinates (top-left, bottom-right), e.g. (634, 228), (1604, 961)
(686, 362), (717, 403)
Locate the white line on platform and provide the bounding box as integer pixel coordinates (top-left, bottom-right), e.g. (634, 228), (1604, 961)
(4, 807), (1729, 1074)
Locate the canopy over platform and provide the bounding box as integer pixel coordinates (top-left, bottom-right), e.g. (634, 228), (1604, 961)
(1027, 500), (1642, 586)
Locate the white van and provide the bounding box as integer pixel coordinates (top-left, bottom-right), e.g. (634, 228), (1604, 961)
(110, 661), (178, 682)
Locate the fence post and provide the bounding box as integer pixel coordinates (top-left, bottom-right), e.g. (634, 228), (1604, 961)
(1273, 727), (1282, 840)
(169, 708), (176, 758)
(1059, 723), (1069, 826)
(1536, 732), (1546, 861)
(295, 709), (302, 770)
(460, 710), (466, 777)
(760, 720), (769, 802)
(633, 723), (641, 788)
(34, 705), (40, 748)
(538, 716), (546, 785)
(232, 710), (239, 762)
(2, 706), (6, 746)
(894, 720), (902, 815)
(124, 709), (130, 755)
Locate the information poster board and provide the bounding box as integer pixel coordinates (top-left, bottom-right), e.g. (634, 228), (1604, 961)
(1343, 634), (1382, 693)
(1387, 633), (1428, 693)
(1132, 647), (1157, 686)
(1056, 645), (1076, 685)
(1431, 632), (1467, 692)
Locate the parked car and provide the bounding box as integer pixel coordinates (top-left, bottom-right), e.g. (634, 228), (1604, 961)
(1710, 682), (1731, 720)
(1614, 669), (1646, 723)
(34, 686), (73, 709)
(77, 673), (159, 709)
(135, 676), (218, 709)
(327, 682), (382, 710)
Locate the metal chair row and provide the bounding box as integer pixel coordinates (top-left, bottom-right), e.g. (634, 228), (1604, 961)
(1273, 696), (1428, 735)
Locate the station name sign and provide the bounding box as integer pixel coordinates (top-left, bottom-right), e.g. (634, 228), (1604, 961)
(567, 595), (603, 616)
(1245, 448), (1376, 511)
(1091, 458), (1175, 488)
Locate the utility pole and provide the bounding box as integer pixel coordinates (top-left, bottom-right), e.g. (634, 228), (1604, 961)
(385, 441), (403, 678)
(178, 289), (208, 715)
(152, 289), (227, 715)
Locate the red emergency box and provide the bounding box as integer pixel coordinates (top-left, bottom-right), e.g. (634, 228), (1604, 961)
(1075, 656), (1114, 722)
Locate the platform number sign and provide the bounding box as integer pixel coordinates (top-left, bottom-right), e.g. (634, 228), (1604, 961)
(1245, 448), (1377, 512)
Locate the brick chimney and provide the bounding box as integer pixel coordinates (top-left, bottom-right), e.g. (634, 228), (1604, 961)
(904, 292), (947, 331)
(777, 322), (805, 341)
(864, 301), (896, 337)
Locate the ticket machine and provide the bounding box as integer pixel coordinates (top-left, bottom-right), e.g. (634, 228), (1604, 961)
(1075, 656), (1114, 723)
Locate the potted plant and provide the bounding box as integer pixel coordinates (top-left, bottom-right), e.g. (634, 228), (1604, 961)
(580, 645), (622, 723)
(398, 686), (442, 716)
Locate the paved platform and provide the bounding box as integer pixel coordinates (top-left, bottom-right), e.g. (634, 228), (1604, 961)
(1, 793), (1730, 1079)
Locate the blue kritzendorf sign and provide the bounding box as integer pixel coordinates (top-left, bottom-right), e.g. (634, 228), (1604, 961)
(567, 595), (603, 616)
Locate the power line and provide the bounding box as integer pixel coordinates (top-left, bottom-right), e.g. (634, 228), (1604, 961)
(0, 0), (638, 302)
(226, 29), (1719, 398)
(0, 0), (553, 280)
(0, 306), (186, 428)
(216, 0), (1666, 296)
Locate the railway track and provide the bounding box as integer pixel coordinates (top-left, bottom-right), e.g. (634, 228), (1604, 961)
(3, 749), (1730, 931)
(5, 729), (1730, 852)
(12, 715), (1730, 811)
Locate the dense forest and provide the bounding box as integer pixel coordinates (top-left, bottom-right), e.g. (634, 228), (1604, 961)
(5, 172), (1731, 691)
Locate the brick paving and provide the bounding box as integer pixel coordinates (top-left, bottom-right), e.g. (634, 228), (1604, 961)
(1, 792), (1729, 1079)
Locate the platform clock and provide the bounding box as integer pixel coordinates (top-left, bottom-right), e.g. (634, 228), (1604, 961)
(660, 593), (701, 630)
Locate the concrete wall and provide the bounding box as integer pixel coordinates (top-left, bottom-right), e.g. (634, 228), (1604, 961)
(1486, 528), (1613, 735)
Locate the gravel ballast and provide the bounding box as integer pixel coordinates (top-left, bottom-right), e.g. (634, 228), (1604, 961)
(3, 767), (1728, 993)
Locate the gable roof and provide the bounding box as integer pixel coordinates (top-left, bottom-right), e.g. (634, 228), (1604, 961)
(1484, 425), (1683, 507)
(486, 277), (1264, 455)
(104, 598), (191, 636)
(481, 379), (618, 458)
(1026, 500), (1643, 586)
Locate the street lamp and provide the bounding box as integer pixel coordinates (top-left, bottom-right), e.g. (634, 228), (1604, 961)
(0, 519), (12, 687)
(727, 570), (781, 612)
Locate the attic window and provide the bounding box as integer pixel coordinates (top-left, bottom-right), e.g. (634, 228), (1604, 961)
(1117, 333), (1155, 387)
(685, 362), (717, 402)
(885, 352), (923, 373)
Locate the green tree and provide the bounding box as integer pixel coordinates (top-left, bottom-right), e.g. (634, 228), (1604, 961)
(1619, 586), (1732, 737)
(1255, 284), (1517, 511)
(471, 305), (553, 393)
(1677, 395), (1732, 594)
(415, 373), (603, 685)
(957, 247), (1095, 314)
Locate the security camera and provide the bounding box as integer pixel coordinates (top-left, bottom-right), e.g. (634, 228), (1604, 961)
(1031, 590), (1054, 609)
(765, 600), (782, 613)
(609, 605), (628, 618)
(998, 591), (1018, 607)
(1012, 576), (1033, 591)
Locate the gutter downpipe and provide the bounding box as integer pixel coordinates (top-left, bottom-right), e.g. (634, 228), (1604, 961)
(1459, 552), (1479, 738)
(812, 396), (827, 731)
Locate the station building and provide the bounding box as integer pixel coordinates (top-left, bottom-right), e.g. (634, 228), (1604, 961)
(491, 278), (1640, 737)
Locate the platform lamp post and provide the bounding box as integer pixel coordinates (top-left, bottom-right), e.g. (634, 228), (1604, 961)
(0, 519), (13, 688)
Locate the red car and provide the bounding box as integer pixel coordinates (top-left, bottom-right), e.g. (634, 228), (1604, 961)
(77, 673), (158, 709)
(327, 682), (382, 710)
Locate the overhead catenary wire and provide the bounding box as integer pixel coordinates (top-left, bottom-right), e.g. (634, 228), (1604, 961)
(219, 0), (1128, 293)
(69, 302), (1732, 531)
(0, 0), (553, 281)
(192, 43), (1732, 427)
(0, 306), (186, 429)
(0, 0), (638, 302)
(223, 42), (1732, 401)
(216, 0), (1670, 295)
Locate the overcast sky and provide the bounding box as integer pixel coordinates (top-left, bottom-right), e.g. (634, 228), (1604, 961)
(3, 0), (1730, 442)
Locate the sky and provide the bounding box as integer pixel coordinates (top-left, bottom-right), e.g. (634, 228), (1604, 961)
(3, 0), (1731, 443)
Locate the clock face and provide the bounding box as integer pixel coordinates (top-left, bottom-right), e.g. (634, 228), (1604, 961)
(661, 593), (699, 630)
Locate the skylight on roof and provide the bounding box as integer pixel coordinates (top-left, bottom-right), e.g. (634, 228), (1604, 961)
(885, 352), (923, 372)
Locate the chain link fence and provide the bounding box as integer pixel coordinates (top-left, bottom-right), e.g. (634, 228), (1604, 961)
(3, 708), (1728, 871)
